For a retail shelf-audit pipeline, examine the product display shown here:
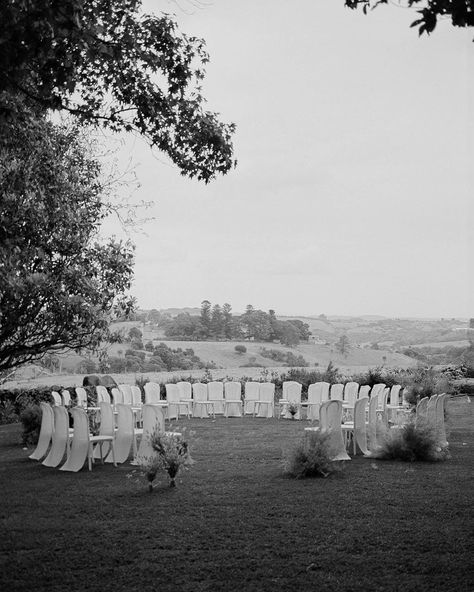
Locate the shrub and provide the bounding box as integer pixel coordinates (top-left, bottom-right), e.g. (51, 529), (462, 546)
(283, 431), (336, 479)
(234, 344), (247, 354)
(372, 420), (450, 462)
(0, 400), (18, 424)
(20, 405), (42, 445)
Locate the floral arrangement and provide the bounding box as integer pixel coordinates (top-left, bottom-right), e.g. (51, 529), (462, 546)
(128, 427), (194, 491)
(286, 402), (299, 419)
(88, 410), (101, 436)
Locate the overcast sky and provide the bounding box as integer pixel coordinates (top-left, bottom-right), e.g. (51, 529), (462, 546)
(102, 0), (472, 319)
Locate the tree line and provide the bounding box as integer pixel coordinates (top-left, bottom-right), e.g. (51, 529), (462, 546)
(161, 301), (312, 347)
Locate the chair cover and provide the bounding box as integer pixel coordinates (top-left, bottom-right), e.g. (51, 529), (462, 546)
(435, 393), (449, 448)
(208, 381), (225, 414)
(131, 385), (142, 406)
(165, 384), (180, 420)
(111, 387), (123, 406)
(330, 383), (344, 401)
(61, 390), (71, 406)
(388, 385), (402, 406)
(343, 382), (359, 407)
(135, 404), (165, 459)
(93, 402), (115, 459)
(358, 385), (371, 399)
(51, 391), (62, 406)
(42, 406), (69, 467)
(244, 382), (260, 414)
(96, 385), (110, 404)
(342, 397), (369, 455)
(306, 383), (327, 421)
(119, 384), (133, 405)
(29, 402), (54, 460)
(75, 387), (88, 408)
(224, 382), (242, 417)
(106, 404), (133, 463)
(60, 407), (89, 472)
(144, 382), (161, 404)
(256, 382), (275, 418)
(281, 382), (302, 419)
(192, 383), (211, 418)
(415, 396), (429, 425)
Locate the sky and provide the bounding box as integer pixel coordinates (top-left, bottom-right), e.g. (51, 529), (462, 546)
(102, 0), (473, 319)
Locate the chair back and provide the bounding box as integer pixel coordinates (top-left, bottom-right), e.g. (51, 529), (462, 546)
(426, 394), (438, 425)
(344, 382), (359, 406)
(307, 383), (325, 421)
(131, 385), (142, 406)
(372, 383), (386, 398)
(282, 381), (301, 399)
(136, 405), (165, 459)
(119, 384), (133, 405)
(224, 381), (241, 400)
(111, 387), (123, 406)
(59, 407), (89, 472)
(244, 382), (260, 414)
(61, 390), (71, 406)
(51, 391), (62, 406)
(75, 387), (88, 407)
(96, 385), (110, 404)
(330, 383), (344, 401)
(389, 385), (402, 406)
(352, 397), (369, 455)
(99, 402), (114, 437)
(177, 381), (192, 400)
(144, 381), (161, 404)
(416, 396), (429, 423)
(29, 403), (54, 460)
(256, 383), (274, 418)
(208, 381), (225, 413)
(435, 393), (449, 447)
(108, 404), (134, 463)
(358, 385), (371, 399)
(42, 406), (69, 467)
(192, 383), (208, 402)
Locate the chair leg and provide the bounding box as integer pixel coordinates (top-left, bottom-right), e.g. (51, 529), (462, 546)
(111, 441), (117, 467)
(88, 444), (93, 471)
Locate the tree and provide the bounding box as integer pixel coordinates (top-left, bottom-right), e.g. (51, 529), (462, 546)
(287, 319), (312, 342)
(128, 327), (142, 341)
(234, 344), (247, 355)
(200, 300), (212, 337)
(210, 304), (224, 338)
(0, 117), (134, 373)
(0, 0), (235, 182)
(345, 0), (474, 37)
(335, 334), (351, 357)
(276, 321), (300, 347)
(222, 303), (233, 339)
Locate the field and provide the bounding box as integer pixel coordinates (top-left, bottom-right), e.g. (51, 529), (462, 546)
(1, 397), (473, 591)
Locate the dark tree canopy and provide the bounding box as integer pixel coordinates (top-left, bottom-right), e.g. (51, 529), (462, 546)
(0, 0), (235, 182)
(345, 0), (474, 36)
(0, 114), (135, 372)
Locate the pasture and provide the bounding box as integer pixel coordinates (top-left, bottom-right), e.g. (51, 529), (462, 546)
(1, 397), (473, 592)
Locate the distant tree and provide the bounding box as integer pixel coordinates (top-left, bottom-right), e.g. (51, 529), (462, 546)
(287, 319), (311, 342)
(276, 321), (300, 347)
(145, 341), (154, 352)
(222, 303), (233, 339)
(242, 309), (272, 341)
(345, 0), (474, 38)
(335, 334), (351, 357)
(128, 327), (142, 341)
(200, 300), (212, 337)
(268, 309), (279, 341)
(211, 304), (224, 338)
(234, 344), (247, 355)
(164, 313), (206, 340)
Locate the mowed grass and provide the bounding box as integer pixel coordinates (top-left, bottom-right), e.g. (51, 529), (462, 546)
(1, 398), (473, 592)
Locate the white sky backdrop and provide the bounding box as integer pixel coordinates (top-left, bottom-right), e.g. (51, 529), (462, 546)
(102, 0), (473, 318)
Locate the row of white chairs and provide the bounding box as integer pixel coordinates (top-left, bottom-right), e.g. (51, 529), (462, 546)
(29, 402), (178, 472)
(304, 391), (449, 461)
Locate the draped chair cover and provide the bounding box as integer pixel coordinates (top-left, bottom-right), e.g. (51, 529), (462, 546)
(224, 382), (243, 417)
(244, 382), (260, 415)
(29, 402), (54, 461)
(256, 382), (275, 418)
(208, 381), (225, 414)
(42, 406), (69, 467)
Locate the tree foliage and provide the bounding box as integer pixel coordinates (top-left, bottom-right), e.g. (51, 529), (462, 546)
(0, 0), (235, 182)
(345, 0), (474, 37)
(0, 114), (134, 372)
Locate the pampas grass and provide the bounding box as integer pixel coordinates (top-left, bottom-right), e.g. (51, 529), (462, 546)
(283, 430), (336, 478)
(371, 420), (450, 462)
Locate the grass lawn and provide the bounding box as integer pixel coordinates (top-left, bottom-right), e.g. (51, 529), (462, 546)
(1, 398), (473, 592)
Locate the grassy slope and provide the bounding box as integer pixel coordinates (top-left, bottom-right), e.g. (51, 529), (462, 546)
(1, 398), (473, 592)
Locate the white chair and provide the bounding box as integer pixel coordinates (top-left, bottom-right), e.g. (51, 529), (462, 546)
(208, 381), (225, 415)
(111, 387), (123, 407)
(177, 382), (193, 416)
(305, 382), (328, 421)
(192, 383), (214, 418)
(61, 390), (71, 406)
(343, 382), (359, 407)
(279, 382), (302, 419)
(131, 385), (142, 407)
(51, 391), (62, 406)
(29, 403), (54, 460)
(165, 384), (181, 420)
(358, 385), (371, 399)
(435, 393), (449, 448)
(415, 396), (429, 425)
(254, 382), (275, 418)
(342, 397), (369, 455)
(96, 385), (110, 405)
(367, 394), (381, 452)
(75, 387), (88, 408)
(61, 407), (116, 471)
(93, 402), (116, 459)
(119, 384), (133, 405)
(244, 382), (260, 415)
(426, 394), (438, 427)
(330, 383), (344, 401)
(42, 406), (69, 467)
(305, 400), (351, 461)
(135, 405), (182, 461)
(144, 382), (161, 404)
(106, 404), (134, 464)
(224, 382), (243, 417)
(371, 383), (386, 399)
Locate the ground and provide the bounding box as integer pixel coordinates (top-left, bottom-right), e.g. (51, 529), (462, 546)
(0, 397), (473, 592)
